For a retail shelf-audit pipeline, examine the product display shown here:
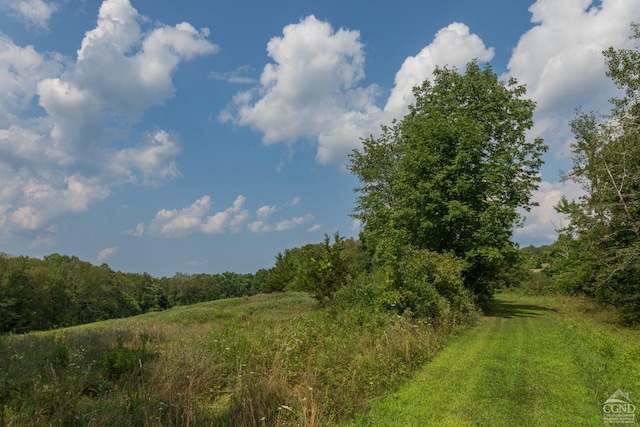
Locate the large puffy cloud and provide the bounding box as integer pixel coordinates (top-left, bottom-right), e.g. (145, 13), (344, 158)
(223, 15), (382, 164)
(383, 23), (494, 120)
(508, 0), (640, 243)
(223, 18), (494, 165)
(507, 0), (640, 147)
(0, 0), (216, 238)
(39, 0), (216, 152)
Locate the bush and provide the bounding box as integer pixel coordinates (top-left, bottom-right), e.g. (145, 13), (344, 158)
(333, 250), (475, 327)
(397, 250), (475, 323)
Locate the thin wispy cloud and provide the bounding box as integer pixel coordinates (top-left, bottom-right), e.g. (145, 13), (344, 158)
(211, 65), (257, 84)
(97, 246), (118, 262)
(1, 0), (59, 30)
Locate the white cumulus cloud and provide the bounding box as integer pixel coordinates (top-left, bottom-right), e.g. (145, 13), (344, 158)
(39, 0), (217, 152)
(146, 195), (250, 238)
(109, 130), (182, 185)
(222, 15), (383, 165)
(0, 0), (217, 236)
(0, 35), (63, 121)
(223, 18), (495, 166)
(383, 22), (494, 120)
(507, 0), (640, 154)
(516, 180), (584, 242)
(142, 195), (315, 237)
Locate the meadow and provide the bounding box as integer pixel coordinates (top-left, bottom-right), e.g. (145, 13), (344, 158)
(0, 291), (471, 426)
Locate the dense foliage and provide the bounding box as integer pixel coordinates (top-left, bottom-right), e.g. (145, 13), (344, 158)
(555, 24), (640, 323)
(262, 235), (368, 297)
(349, 61), (546, 304)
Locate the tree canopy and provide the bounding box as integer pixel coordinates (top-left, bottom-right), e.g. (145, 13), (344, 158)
(556, 23), (640, 323)
(349, 61), (547, 301)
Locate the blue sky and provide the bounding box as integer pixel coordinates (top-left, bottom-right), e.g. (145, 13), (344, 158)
(0, 0), (639, 277)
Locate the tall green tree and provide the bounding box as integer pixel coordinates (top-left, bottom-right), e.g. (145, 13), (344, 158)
(556, 23), (640, 323)
(350, 61), (546, 301)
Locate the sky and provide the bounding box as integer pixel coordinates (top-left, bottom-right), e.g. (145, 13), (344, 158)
(0, 0), (639, 277)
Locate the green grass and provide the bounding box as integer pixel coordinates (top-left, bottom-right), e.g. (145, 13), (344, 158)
(0, 292), (467, 426)
(347, 292), (640, 427)
(4, 289), (637, 426)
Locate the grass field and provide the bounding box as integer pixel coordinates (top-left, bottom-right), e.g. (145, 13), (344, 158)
(2, 290), (638, 426)
(347, 292), (640, 426)
(0, 291), (468, 426)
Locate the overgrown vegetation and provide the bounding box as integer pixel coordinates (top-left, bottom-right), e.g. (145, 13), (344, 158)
(0, 292), (472, 426)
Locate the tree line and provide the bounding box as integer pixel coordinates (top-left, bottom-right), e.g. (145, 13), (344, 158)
(0, 236), (371, 334)
(0, 253), (263, 333)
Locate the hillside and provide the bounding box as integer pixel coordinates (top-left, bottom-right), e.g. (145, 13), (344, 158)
(0, 291), (464, 426)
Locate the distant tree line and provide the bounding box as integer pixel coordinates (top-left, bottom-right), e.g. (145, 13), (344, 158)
(261, 235), (369, 297)
(0, 236), (370, 334)
(0, 253), (263, 334)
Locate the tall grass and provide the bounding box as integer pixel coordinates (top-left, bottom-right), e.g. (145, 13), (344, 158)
(0, 292), (473, 426)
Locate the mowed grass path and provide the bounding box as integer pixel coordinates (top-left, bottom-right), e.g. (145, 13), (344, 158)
(349, 293), (640, 427)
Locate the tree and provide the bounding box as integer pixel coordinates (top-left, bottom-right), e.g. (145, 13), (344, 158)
(556, 23), (640, 323)
(300, 233), (353, 302)
(262, 251), (296, 293)
(349, 61), (546, 302)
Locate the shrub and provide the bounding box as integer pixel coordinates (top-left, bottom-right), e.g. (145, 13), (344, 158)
(333, 250), (475, 327)
(397, 250), (475, 324)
